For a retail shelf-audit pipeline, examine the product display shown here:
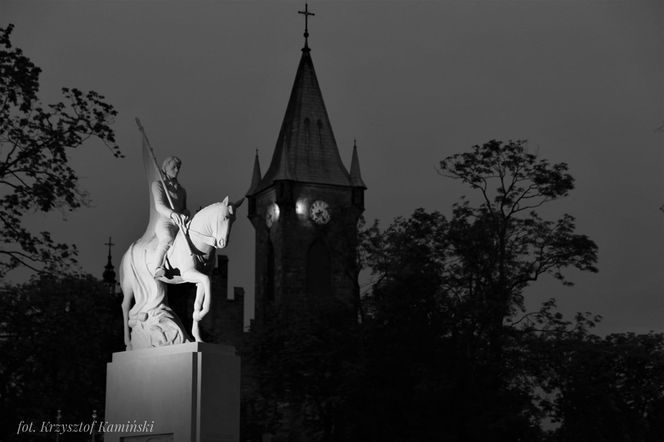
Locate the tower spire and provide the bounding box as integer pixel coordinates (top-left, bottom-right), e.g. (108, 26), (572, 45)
(255, 23), (352, 192)
(247, 149), (262, 196)
(102, 236), (117, 295)
(350, 139), (367, 188)
(298, 3), (315, 51)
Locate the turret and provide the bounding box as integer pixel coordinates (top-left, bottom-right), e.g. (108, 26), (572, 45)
(102, 236), (117, 295)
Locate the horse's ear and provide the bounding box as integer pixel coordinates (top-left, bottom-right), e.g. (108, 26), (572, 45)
(222, 196), (229, 206)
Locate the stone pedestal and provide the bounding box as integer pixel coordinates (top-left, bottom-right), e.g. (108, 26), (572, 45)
(104, 342), (240, 442)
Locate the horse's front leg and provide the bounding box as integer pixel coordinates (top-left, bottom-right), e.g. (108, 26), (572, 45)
(181, 270), (211, 342)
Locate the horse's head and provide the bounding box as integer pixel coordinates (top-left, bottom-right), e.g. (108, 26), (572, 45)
(191, 197), (244, 249)
(209, 196), (243, 249)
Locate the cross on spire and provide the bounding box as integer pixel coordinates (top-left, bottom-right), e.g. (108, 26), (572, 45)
(298, 3), (315, 50)
(105, 236), (115, 258)
(103, 236), (117, 293)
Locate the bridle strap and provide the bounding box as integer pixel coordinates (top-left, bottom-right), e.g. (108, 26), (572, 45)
(187, 227), (217, 248)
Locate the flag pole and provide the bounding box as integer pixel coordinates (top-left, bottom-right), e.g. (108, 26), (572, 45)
(135, 118), (176, 211)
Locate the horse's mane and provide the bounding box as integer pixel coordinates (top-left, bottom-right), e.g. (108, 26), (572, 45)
(195, 201), (225, 218)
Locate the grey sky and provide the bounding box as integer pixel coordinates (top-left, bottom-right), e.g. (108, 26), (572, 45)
(3, 0), (662, 333)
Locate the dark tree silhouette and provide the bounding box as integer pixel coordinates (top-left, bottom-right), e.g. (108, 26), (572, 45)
(0, 24), (122, 278)
(360, 209), (545, 441)
(353, 140), (599, 441)
(438, 139), (597, 321)
(0, 274), (123, 441)
(525, 315), (664, 442)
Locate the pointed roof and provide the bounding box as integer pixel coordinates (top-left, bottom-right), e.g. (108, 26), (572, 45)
(102, 236), (116, 289)
(246, 150), (262, 196)
(253, 49), (352, 193)
(349, 140), (367, 189)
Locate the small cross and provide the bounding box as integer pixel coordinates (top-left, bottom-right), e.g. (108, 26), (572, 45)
(105, 236), (115, 257)
(298, 3), (315, 49)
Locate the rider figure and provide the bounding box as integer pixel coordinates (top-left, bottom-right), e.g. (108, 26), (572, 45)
(153, 156), (189, 278)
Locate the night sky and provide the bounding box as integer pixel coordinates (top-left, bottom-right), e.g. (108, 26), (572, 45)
(3, 0), (662, 333)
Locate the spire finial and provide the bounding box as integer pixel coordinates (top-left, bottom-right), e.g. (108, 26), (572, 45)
(350, 139), (367, 189)
(103, 236), (117, 294)
(298, 3), (315, 51)
(247, 150), (263, 196)
(105, 236), (114, 259)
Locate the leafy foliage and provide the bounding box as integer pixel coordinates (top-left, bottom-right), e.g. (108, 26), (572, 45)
(438, 140), (597, 319)
(0, 24), (122, 277)
(353, 140), (600, 440)
(0, 274), (123, 441)
(525, 317), (664, 442)
(359, 209), (545, 441)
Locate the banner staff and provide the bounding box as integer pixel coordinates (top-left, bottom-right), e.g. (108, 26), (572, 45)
(135, 117), (175, 211)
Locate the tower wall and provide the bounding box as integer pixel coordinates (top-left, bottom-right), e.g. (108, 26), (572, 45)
(249, 181), (363, 325)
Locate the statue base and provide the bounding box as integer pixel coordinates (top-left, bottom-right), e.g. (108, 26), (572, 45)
(104, 342), (240, 442)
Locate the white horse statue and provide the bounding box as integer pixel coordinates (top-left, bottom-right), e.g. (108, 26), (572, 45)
(119, 197), (241, 350)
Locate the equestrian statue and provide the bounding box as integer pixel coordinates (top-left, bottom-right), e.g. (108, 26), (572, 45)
(118, 119), (242, 350)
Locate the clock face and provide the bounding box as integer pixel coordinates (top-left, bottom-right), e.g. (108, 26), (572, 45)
(265, 203), (279, 228)
(310, 200), (331, 225)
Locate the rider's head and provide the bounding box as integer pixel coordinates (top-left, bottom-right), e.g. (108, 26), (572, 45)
(162, 156), (182, 180)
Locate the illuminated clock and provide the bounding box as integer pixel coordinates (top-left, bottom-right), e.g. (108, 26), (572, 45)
(265, 203), (279, 228)
(310, 200), (331, 225)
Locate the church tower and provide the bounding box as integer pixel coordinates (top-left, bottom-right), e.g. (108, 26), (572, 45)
(102, 236), (117, 296)
(246, 6), (366, 325)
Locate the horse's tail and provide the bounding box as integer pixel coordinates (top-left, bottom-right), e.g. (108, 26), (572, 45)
(118, 242), (138, 350)
(120, 241), (160, 314)
(118, 242), (133, 294)
(119, 242), (146, 296)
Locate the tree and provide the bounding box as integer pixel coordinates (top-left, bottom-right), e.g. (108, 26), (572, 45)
(0, 274), (123, 441)
(434, 140), (599, 438)
(438, 140), (597, 335)
(360, 209), (544, 441)
(524, 313), (664, 442)
(353, 140), (599, 440)
(0, 24), (122, 278)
